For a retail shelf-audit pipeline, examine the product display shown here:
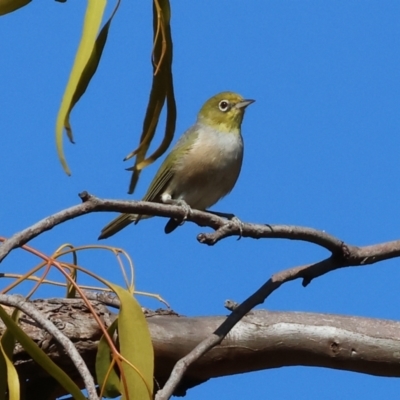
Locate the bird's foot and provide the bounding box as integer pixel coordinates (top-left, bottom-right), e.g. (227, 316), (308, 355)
(162, 198), (193, 233)
(162, 195), (193, 222)
(207, 210), (243, 239)
(174, 199), (192, 222)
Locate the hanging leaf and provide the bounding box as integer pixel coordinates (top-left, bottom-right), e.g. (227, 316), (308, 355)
(0, 0), (31, 16)
(126, 0), (176, 194)
(56, 0), (120, 175)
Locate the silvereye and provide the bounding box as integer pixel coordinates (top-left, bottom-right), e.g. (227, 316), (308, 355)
(98, 91), (254, 239)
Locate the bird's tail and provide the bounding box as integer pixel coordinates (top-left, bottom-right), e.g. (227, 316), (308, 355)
(98, 213), (140, 240)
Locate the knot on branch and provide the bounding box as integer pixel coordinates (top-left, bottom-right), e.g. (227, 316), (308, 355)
(79, 191), (91, 202)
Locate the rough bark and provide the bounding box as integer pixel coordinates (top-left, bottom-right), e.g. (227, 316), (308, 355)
(5, 298), (400, 398)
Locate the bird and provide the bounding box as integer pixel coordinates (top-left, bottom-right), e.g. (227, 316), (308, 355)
(98, 91), (254, 239)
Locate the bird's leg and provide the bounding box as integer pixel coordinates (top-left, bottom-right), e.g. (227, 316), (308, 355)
(161, 194), (192, 222)
(162, 195), (193, 234)
(206, 210), (244, 239)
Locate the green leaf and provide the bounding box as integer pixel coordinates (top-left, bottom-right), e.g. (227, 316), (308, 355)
(0, 309), (20, 400)
(55, 0), (110, 175)
(0, 0), (31, 16)
(96, 319), (121, 398)
(0, 343), (19, 400)
(0, 347), (6, 400)
(0, 305), (86, 400)
(108, 283), (154, 399)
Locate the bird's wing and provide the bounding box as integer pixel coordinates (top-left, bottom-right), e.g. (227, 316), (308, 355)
(143, 125), (198, 202)
(143, 157), (174, 201)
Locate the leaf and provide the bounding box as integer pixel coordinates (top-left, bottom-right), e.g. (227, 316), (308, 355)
(56, 0), (119, 175)
(127, 0), (176, 194)
(65, 248), (78, 298)
(0, 343), (19, 400)
(0, 0), (31, 16)
(96, 319), (121, 398)
(0, 309), (20, 400)
(108, 283), (154, 399)
(66, 266), (77, 299)
(0, 347), (6, 400)
(0, 305), (86, 400)
(135, 0), (176, 171)
(0, 338), (8, 399)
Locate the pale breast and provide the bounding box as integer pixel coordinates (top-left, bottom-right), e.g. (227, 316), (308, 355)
(167, 125), (244, 210)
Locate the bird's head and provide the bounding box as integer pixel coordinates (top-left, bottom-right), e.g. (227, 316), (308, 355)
(197, 92), (255, 133)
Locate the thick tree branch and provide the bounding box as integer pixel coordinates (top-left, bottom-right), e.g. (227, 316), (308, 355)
(150, 310), (400, 393)
(6, 298), (400, 397)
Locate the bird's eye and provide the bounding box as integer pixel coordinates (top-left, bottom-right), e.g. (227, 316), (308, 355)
(218, 100), (230, 112)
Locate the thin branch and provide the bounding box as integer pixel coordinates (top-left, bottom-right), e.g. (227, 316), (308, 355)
(80, 290), (121, 308)
(156, 272), (283, 399)
(0, 294), (98, 400)
(197, 222), (347, 252)
(2, 191), (396, 265)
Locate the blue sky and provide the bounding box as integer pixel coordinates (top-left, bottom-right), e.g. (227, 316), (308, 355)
(2, 1), (400, 399)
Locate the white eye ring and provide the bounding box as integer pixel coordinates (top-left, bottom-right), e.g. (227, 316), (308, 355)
(218, 100), (230, 112)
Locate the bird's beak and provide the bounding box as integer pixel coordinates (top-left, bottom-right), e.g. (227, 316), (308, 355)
(235, 99), (255, 109)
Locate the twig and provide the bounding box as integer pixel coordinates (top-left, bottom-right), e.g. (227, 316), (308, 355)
(79, 290), (121, 308)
